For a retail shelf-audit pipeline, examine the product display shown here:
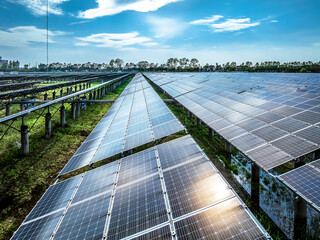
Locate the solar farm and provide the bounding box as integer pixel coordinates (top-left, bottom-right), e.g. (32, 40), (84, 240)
(1, 72), (320, 239)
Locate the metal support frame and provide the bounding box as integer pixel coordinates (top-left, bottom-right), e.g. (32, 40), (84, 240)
(45, 110), (52, 139)
(71, 102), (76, 120)
(44, 92), (48, 101)
(197, 117), (202, 125)
(209, 128), (215, 138)
(60, 104), (66, 127)
(225, 140), (232, 153)
(52, 91), (56, 100)
(294, 195), (307, 239)
(6, 103), (11, 116)
(76, 100), (81, 116)
(21, 121), (29, 155)
(251, 162), (260, 208)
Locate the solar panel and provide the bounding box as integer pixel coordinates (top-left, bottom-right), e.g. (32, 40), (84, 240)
(53, 192), (112, 240)
(279, 165), (320, 211)
(292, 110), (320, 125)
(25, 175), (82, 222)
(107, 175), (167, 239)
(272, 135), (318, 158)
(251, 125), (288, 142)
(294, 126), (320, 145)
(11, 210), (63, 240)
(271, 118), (309, 133)
(163, 158), (234, 218)
(130, 225), (172, 240)
(174, 198), (268, 240)
(310, 159), (320, 170)
(117, 148), (158, 186)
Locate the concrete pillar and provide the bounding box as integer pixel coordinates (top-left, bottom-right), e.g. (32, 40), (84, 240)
(70, 87), (73, 94)
(97, 89), (101, 99)
(189, 111), (193, 118)
(209, 128), (215, 138)
(89, 92), (92, 101)
(75, 86), (77, 92)
(93, 91), (97, 100)
(66, 87), (69, 95)
(76, 101), (81, 116)
(44, 93), (48, 101)
(52, 91), (56, 100)
(21, 124), (29, 155)
(6, 103), (11, 116)
(225, 140), (232, 153)
(60, 89), (63, 97)
(79, 85), (82, 91)
(251, 162), (260, 208)
(197, 118), (202, 125)
(294, 196), (307, 239)
(71, 102), (76, 120)
(101, 88), (104, 97)
(45, 112), (52, 139)
(60, 104), (66, 127)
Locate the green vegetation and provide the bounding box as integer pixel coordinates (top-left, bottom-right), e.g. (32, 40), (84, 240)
(0, 80), (130, 240)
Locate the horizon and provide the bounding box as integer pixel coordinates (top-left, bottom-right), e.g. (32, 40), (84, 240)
(1, 0), (320, 65)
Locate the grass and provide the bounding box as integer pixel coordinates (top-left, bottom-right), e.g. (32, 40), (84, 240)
(0, 79), (130, 240)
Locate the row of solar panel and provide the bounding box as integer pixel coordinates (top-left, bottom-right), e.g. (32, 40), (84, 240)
(145, 73), (320, 170)
(11, 135), (268, 240)
(59, 74), (184, 175)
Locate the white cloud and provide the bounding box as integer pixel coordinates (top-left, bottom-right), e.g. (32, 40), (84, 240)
(148, 16), (187, 38)
(313, 42), (320, 46)
(75, 42), (90, 46)
(212, 18), (260, 32)
(271, 20), (278, 23)
(76, 32), (157, 49)
(8, 0), (69, 15)
(0, 26), (67, 47)
(189, 15), (223, 25)
(78, 0), (181, 19)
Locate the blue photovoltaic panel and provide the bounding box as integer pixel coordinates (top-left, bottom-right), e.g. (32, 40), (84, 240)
(163, 158), (234, 218)
(25, 175), (82, 222)
(279, 165), (320, 210)
(131, 225), (172, 240)
(107, 175), (167, 239)
(174, 197), (267, 240)
(157, 135), (203, 170)
(72, 162), (118, 203)
(53, 192), (112, 240)
(117, 148), (158, 186)
(11, 210), (63, 240)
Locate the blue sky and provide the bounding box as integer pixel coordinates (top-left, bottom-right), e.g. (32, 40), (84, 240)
(0, 0), (320, 65)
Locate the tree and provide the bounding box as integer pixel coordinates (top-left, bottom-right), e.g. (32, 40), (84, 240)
(179, 58), (189, 70)
(109, 59), (115, 69)
(190, 58), (199, 69)
(114, 58), (124, 70)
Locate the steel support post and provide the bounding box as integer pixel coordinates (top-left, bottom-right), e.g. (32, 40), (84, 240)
(97, 89), (100, 99)
(93, 91), (97, 100)
(21, 123), (29, 155)
(197, 118), (202, 125)
(75, 86), (77, 92)
(6, 103), (11, 116)
(76, 101), (81, 116)
(45, 111), (52, 139)
(71, 102), (76, 120)
(66, 87), (69, 95)
(60, 104), (66, 127)
(225, 140), (232, 153)
(294, 196), (307, 239)
(209, 128), (215, 138)
(52, 91), (56, 100)
(44, 93), (48, 101)
(251, 162), (260, 208)
(60, 89), (63, 97)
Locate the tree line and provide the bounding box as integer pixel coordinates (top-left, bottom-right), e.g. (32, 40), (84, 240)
(2, 58), (320, 73)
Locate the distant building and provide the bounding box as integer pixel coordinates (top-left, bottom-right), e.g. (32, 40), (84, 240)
(0, 56), (8, 67)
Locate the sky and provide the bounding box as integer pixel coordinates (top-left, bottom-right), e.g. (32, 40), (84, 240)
(0, 0), (320, 66)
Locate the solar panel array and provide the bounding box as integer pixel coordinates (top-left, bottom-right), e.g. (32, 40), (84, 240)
(145, 72), (320, 170)
(59, 73), (184, 175)
(11, 135), (269, 240)
(278, 159), (320, 211)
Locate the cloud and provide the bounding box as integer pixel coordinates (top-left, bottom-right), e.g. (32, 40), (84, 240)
(313, 42), (320, 46)
(76, 32), (157, 48)
(271, 20), (278, 23)
(148, 16), (187, 38)
(78, 0), (181, 19)
(0, 26), (67, 47)
(212, 18), (260, 32)
(8, 0), (69, 15)
(190, 15), (223, 25)
(190, 15), (260, 32)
